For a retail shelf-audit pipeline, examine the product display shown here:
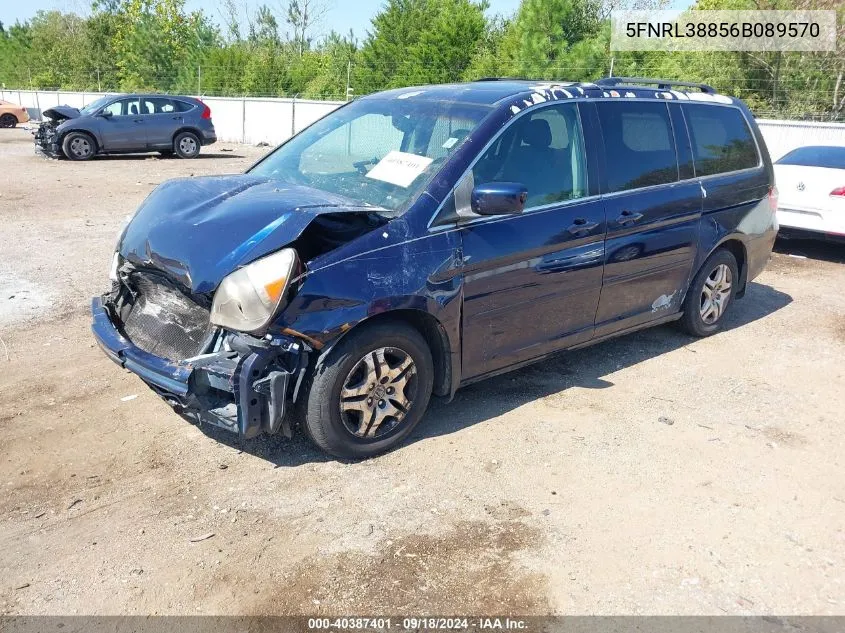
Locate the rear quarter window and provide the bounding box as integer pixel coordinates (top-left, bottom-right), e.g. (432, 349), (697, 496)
(172, 100), (195, 113)
(684, 104), (759, 176)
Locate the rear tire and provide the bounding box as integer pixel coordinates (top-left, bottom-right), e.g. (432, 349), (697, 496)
(679, 249), (739, 337)
(0, 113), (17, 128)
(173, 131), (200, 158)
(302, 322), (434, 460)
(61, 131), (96, 161)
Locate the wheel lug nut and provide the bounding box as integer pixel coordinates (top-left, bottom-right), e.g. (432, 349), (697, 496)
(379, 400), (385, 407)
(387, 387), (394, 394)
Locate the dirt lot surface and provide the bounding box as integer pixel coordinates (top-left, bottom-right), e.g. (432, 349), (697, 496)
(0, 129), (843, 616)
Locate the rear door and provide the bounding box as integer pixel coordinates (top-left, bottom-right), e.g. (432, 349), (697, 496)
(592, 100), (701, 336)
(96, 98), (146, 151)
(140, 97), (181, 149)
(457, 102), (606, 380)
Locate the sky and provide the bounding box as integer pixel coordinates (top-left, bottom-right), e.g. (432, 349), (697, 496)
(1, 0), (692, 39)
(0, 0), (524, 38)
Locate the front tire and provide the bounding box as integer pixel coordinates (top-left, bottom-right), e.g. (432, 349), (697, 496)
(679, 249), (739, 337)
(62, 131), (96, 161)
(302, 322), (434, 459)
(173, 131), (200, 158)
(0, 113), (17, 128)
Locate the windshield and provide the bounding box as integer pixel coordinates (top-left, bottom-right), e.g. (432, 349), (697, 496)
(776, 146), (845, 170)
(80, 96), (113, 115)
(249, 97), (492, 213)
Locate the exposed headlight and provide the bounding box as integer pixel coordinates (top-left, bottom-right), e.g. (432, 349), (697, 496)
(210, 248), (298, 334)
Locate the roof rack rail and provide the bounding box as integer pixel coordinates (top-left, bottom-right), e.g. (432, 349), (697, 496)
(596, 77), (715, 94)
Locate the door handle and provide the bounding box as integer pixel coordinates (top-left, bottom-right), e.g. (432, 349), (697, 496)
(133, 119), (144, 123)
(616, 210), (644, 225)
(567, 218), (599, 234)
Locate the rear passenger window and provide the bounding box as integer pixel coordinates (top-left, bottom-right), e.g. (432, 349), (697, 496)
(597, 101), (679, 192)
(684, 104), (759, 176)
(472, 103), (588, 208)
(141, 97), (176, 114)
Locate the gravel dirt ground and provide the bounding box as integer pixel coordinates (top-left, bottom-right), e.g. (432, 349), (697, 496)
(0, 128), (843, 616)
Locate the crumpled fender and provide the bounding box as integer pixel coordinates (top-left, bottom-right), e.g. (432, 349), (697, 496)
(273, 218), (464, 397)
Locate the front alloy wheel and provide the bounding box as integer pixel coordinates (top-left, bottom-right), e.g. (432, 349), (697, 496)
(62, 132), (95, 160)
(302, 322), (434, 459)
(339, 347), (418, 438)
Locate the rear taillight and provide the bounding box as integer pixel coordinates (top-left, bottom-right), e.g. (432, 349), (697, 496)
(830, 186), (845, 197)
(768, 185), (778, 212)
(199, 101), (211, 119)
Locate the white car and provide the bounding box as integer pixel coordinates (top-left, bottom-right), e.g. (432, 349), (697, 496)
(775, 145), (845, 241)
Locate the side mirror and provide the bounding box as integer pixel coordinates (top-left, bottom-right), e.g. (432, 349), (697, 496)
(98, 110), (112, 118)
(470, 182), (527, 216)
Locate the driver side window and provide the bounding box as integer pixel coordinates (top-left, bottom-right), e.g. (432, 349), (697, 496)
(472, 103), (588, 210)
(101, 99), (139, 117)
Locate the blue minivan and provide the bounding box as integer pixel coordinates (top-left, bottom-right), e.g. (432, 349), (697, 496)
(92, 77), (779, 458)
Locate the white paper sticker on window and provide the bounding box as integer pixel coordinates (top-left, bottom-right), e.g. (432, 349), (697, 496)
(365, 151), (434, 188)
(442, 137), (459, 149)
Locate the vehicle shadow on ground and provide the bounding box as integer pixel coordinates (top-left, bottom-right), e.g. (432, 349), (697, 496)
(195, 281), (792, 466)
(410, 281), (792, 448)
(774, 236), (845, 264)
(93, 152), (245, 161)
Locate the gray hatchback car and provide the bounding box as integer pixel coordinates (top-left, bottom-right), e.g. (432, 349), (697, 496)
(34, 94), (217, 160)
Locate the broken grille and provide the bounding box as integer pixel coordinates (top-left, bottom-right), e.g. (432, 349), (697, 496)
(120, 272), (212, 361)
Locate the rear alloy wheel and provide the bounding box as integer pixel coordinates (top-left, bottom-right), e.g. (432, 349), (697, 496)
(62, 132), (96, 161)
(173, 131), (200, 159)
(0, 113), (17, 128)
(302, 322), (434, 459)
(679, 249), (739, 337)
(700, 264), (733, 325)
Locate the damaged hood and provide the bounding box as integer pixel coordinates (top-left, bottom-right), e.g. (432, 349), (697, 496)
(42, 105), (81, 121)
(118, 174), (381, 294)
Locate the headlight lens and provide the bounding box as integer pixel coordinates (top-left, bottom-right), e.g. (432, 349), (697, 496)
(210, 248), (298, 333)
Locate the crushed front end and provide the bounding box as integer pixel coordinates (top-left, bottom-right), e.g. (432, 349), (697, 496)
(92, 267), (308, 439)
(33, 119), (61, 157)
(33, 106), (81, 157)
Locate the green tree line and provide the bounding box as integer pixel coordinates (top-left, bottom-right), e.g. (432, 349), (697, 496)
(0, 0), (842, 119)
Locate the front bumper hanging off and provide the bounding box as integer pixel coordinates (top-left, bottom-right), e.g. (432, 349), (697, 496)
(91, 297), (306, 439)
(33, 123), (62, 157)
